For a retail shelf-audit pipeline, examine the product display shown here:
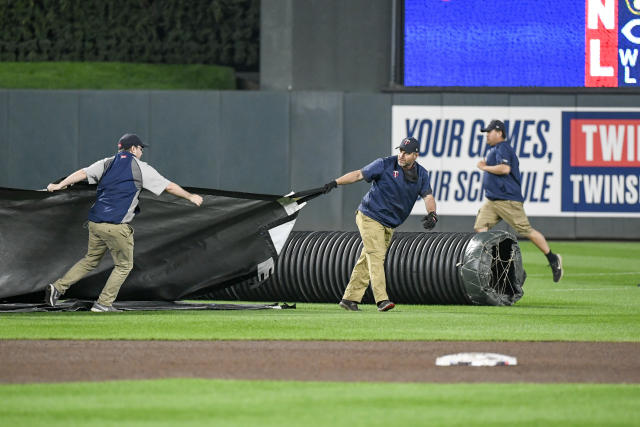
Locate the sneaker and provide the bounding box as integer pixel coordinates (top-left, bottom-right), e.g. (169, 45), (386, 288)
(377, 300), (395, 312)
(338, 299), (360, 311)
(550, 254), (563, 283)
(90, 302), (122, 312)
(44, 284), (62, 307)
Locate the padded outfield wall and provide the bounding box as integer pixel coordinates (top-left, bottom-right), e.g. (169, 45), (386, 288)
(0, 89), (638, 239)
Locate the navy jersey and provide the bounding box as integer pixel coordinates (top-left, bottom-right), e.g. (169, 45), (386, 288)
(83, 152), (169, 224)
(483, 141), (524, 202)
(358, 156), (432, 228)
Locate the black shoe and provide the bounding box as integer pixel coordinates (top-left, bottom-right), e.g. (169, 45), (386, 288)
(377, 300), (395, 312)
(339, 299), (360, 311)
(90, 302), (122, 312)
(550, 254), (563, 282)
(44, 284), (61, 307)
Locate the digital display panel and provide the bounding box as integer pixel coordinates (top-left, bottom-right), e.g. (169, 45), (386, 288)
(404, 0), (640, 88)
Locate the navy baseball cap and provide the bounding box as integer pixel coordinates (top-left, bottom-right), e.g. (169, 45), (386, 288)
(396, 137), (420, 153)
(118, 133), (148, 150)
(480, 120), (506, 135)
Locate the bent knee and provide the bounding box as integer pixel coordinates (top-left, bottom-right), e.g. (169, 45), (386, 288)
(363, 249), (386, 259)
(114, 260), (134, 272)
(525, 228), (540, 238)
(514, 224), (533, 236)
(82, 255), (103, 268)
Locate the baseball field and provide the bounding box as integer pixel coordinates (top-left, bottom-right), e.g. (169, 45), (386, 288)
(1, 240), (639, 426)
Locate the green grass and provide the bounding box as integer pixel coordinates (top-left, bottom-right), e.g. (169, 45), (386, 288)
(0, 379), (638, 427)
(2, 241), (639, 427)
(0, 61), (235, 90)
(1, 241), (639, 341)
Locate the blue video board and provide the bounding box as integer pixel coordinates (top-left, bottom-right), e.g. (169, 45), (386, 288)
(404, 0), (640, 88)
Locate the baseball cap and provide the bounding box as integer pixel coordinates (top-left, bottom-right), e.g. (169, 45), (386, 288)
(480, 120), (506, 134)
(396, 137), (420, 153)
(118, 133), (148, 150)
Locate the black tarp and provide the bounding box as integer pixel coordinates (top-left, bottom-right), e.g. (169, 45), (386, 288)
(0, 183), (304, 303)
(0, 300), (295, 312)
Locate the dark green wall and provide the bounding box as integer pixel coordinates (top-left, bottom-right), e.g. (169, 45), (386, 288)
(1, 89), (638, 239)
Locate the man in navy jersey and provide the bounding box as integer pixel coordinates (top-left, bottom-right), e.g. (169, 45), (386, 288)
(322, 137), (438, 312)
(475, 119), (563, 282)
(45, 133), (203, 312)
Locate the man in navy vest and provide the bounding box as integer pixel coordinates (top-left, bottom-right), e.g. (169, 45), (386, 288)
(45, 133), (203, 312)
(475, 120), (563, 282)
(322, 137), (438, 312)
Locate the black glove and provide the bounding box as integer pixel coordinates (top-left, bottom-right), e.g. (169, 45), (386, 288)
(422, 212), (438, 230)
(322, 180), (338, 194)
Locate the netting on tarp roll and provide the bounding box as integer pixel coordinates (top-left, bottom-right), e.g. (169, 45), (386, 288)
(204, 230), (525, 306)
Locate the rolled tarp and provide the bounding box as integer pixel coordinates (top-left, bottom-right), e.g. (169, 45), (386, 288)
(204, 230), (526, 306)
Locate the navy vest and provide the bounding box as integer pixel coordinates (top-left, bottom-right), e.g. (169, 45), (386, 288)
(88, 152), (142, 223)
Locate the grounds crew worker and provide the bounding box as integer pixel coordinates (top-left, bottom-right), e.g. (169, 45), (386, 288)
(322, 137), (437, 312)
(475, 119), (563, 282)
(45, 133), (203, 312)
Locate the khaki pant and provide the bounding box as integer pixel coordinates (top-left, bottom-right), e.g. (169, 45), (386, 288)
(53, 221), (134, 306)
(474, 199), (533, 236)
(342, 211), (394, 303)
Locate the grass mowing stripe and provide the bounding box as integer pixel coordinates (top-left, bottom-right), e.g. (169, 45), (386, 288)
(1, 241), (638, 342)
(0, 61), (235, 90)
(0, 379), (638, 427)
(527, 272), (640, 277)
(552, 288), (633, 291)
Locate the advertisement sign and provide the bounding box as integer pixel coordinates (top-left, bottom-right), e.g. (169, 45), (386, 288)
(562, 111), (640, 212)
(392, 106), (640, 217)
(404, 0), (640, 88)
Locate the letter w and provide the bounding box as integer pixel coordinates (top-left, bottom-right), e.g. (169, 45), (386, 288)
(619, 49), (638, 66)
(583, 175), (604, 204)
(599, 125), (625, 161)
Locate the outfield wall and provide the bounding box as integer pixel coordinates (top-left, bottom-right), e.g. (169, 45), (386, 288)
(0, 89), (638, 239)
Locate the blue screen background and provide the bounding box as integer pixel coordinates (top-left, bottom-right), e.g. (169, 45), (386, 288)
(404, 0), (585, 87)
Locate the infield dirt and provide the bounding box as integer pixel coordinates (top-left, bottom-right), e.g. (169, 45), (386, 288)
(1, 340), (638, 384)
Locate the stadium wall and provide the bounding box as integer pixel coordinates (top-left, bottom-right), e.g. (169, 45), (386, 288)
(0, 89), (638, 239)
(260, 0), (392, 91)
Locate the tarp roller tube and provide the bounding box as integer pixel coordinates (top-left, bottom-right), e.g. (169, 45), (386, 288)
(205, 230), (526, 306)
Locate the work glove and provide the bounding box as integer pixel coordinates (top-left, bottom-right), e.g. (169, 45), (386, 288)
(422, 212), (438, 230)
(322, 180), (338, 194)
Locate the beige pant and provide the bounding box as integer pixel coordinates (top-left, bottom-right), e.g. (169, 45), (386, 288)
(474, 199), (533, 236)
(53, 221), (134, 306)
(342, 211), (394, 304)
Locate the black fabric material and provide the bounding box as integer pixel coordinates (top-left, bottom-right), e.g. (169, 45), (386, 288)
(545, 250), (557, 264)
(403, 165), (418, 183)
(290, 186), (326, 203)
(322, 180), (338, 194)
(0, 299), (296, 312)
(422, 212), (438, 230)
(0, 183), (299, 302)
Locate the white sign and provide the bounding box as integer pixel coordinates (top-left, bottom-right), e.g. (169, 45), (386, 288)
(392, 106), (640, 217)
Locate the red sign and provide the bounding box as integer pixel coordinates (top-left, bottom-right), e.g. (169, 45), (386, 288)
(585, 0), (618, 87)
(570, 118), (640, 166)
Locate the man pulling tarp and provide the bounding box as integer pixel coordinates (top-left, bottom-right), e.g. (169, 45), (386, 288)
(0, 135), (305, 308)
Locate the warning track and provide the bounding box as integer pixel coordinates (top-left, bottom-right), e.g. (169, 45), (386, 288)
(1, 340), (638, 384)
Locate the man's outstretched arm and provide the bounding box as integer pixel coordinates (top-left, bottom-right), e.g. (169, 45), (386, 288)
(165, 182), (203, 206)
(47, 169), (88, 192)
(336, 170), (364, 185)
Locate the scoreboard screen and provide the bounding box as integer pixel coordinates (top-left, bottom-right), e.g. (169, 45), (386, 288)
(403, 0), (640, 88)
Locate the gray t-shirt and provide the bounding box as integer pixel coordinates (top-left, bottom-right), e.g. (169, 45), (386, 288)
(83, 155), (171, 223)
(84, 156), (170, 195)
